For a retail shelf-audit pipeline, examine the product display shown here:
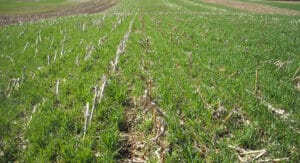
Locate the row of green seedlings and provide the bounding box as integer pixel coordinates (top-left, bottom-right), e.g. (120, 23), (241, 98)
(182, 52), (267, 161)
(163, 0), (185, 10)
(73, 0), (113, 14)
(143, 14), (170, 162)
(250, 65), (300, 135)
(139, 16), (169, 163)
(5, 77), (22, 98)
(115, 51), (168, 162)
(76, 33), (109, 63)
(5, 26), (63, 155)
(142, 74), (169, 162)
(80, 15), (125, 61)
(16, 30), (67, 99)
(40, 15), (110, 100)
(53, 16), (109, 63)
(123, 14), (168, 162)
(148, 17), (182, 48)
(2, 13), (111, 157)
(115, 13), (148, 162)
(111, 14), (129, 32)
(83, 18), (135, 138)
(108, 1), (136, 16)
(179, 0), (228, 12)
(21, 28), (64, 66)
(10, 15), (108, 154)
(25, 16), (108, 93)
(145, 11), (251, 17)
(53, 15), (116, 135)
(58, 14), (108, 33)
(16, 29), (67, 154)
(5, 27), (41, 97)
(200, 64), (296, 161)
(155, 15), (249, 160)
(181, 37), (292, 161)
(93, 14), (107, 30)
(5, 26), (54, 123)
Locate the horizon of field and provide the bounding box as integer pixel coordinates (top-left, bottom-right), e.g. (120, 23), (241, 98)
(238, 0), (300, 11)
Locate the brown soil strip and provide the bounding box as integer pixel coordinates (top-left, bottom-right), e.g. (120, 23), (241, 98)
(201, 0), (300, 15)
(0, 0), (116, 26)
(117, 96), (151, 162)
(273, 1), (300, 5)
(116, 75), (154, 162)
(116, 81), (169, 162)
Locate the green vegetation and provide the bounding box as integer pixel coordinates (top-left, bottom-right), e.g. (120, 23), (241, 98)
(0, 0), (82, 15)
(239, 0), (300, 11)
(0, 0), (300, 162)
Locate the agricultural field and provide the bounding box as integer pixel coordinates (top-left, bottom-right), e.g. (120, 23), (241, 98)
(0, 0), (300, 162)
(0, 0), (116, 25)
(239, 0), (300, 11)
(0, 0), (85, 15)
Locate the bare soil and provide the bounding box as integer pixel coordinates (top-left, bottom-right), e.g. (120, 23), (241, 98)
(116, 96), (150, 162)
(0, 0), (116, 26)
(274, 1), (300, 4)
(202, 0), (300, 15)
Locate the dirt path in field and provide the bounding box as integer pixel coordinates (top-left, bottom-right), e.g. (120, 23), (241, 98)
(116, 79), (169, 162)
(116, 96), (150, 162)
(0, 0), (116, 26)
(201, 0), (300, 15)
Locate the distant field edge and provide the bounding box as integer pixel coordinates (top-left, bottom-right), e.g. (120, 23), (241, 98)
(0, 0), (117, 26)
(201, 0), (300, 15)
(238, 0), (300, 11)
